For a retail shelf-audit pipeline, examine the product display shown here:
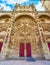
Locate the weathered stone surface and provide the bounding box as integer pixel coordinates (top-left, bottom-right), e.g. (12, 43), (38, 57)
(0, 3), (50, 60)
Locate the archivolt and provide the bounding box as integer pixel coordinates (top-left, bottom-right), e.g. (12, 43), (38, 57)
(14, 14), (36, 22)
(0, 14), (11, 20)
(39, 14), (50, 20)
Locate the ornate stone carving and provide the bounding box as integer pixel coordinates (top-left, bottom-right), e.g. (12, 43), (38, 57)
(13, 3), (37, 13)
(0, 3), (50, 60)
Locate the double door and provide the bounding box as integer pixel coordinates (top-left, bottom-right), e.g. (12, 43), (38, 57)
(19, 43), (31, 57)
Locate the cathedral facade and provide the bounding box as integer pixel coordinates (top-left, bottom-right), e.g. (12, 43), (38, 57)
(0, 3), (50, 60)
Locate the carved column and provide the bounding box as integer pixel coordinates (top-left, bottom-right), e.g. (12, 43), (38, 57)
(0, 22), (13, 60)
(37, 22), (49, 59)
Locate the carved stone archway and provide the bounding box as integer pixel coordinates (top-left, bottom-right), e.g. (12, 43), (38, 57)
(7, 15), (43, 59)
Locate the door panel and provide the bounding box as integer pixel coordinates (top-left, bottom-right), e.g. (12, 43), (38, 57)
(0, 42), (3, 52)
(48, 42), (50, 50)
(26, 43), (31, 57)
(19, 43), (24, 57)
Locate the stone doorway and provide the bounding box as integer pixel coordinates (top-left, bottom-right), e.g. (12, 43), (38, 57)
(7, 15), (42, 59)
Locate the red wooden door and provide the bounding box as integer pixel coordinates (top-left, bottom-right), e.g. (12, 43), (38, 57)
(19, 43), (24, 57)
(0, 42), (3, 52)
(48, 42), (50, 50)
(26, 43), (31, 57)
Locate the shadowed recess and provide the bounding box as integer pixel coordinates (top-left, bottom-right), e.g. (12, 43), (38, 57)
(39, 15), (50, 20)
(0, 15), (11, 20)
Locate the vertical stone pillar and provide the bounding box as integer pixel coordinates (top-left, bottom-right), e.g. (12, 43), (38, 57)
(37, 23), (49, 59)
(0, 22), (13, 60)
